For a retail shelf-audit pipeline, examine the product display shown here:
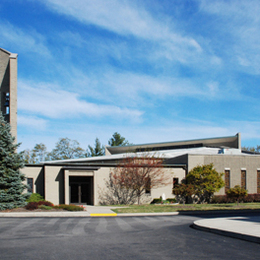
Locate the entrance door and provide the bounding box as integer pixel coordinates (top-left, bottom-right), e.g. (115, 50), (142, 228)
(81, 183), (88, 204)
(70, 183), (79, 203)
(69, 176), (93, 205)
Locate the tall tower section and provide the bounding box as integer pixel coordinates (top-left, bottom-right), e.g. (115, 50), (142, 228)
(0, 48), (18, 142)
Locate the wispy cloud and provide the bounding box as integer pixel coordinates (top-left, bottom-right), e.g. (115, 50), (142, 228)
(39, 0), (202, 63)
(199, 0), (260, 74)
(18, 80), (143, 120)
(0, 21), (51, 57)
(104, 119), (260, 146)
(18, 115), (48, 130)
(72, 69), (243, 106)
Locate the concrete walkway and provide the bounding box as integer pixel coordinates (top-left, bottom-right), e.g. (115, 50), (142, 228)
(193, 215), (260, 244)
(0, 206), (118, 218)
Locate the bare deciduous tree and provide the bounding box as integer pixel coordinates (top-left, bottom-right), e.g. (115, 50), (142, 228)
(100, 154), (171, 205)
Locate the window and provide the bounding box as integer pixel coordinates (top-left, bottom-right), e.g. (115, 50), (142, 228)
(145, 177), (151, 194)
(225, 170), (230, 193)
(173, 178), (179, 188)
(27, 178), (33, 193)
(257, 170), (260, 194)
(241, 170), (246, 189)
(4, 93), (10, 115)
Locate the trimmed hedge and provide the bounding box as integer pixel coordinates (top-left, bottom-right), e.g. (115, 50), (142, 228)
(211, 193), (260, 204)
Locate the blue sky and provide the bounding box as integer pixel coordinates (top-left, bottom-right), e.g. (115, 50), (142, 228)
(1, 0), (260, 151)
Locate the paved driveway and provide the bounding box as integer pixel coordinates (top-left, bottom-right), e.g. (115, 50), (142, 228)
(0, 216), (259, 260)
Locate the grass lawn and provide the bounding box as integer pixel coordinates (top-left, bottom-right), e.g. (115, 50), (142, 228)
(112, 203), (260, 214)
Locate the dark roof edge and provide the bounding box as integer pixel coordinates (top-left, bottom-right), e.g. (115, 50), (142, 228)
(62, 166), (100, 170)
(24, 162), (186, 169)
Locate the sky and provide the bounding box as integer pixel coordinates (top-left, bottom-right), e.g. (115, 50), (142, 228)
(1, 0), (260, 152)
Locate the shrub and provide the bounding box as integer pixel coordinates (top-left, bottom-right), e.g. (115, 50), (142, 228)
(24, 200), (54, 210)
(212, 193), (260, 204)
(243, 194), (254, 203)
(38, 205), (52, 210)
(54, 204), (84, 211)
(26, 193), (44, 203)
(186, 164), (225, 204)
(37, 201), (54, 207)
(226, 185), (248, 204)
(211, 195), (233, 203)
(172, 183), (195, 204)
(151, 198), (162, 204)
(150, 198), (176, 204)
(243, 193), (260, 203)
(25, 202), (38, 210)
(166, 198), (177, 203)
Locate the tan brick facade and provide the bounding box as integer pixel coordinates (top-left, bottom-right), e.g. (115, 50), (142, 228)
(0, 48), (18, 142)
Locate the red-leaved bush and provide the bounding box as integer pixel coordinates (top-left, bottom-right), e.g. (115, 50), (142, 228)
(25, 202), (39, 210)
(25, 201), (54, 210)
(211, 193), (260, 204)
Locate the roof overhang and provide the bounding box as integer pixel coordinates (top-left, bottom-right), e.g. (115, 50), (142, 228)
(106, 133), (241, 155)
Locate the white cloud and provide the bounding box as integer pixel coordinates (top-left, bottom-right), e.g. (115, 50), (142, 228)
(0, 21), (51, 57)
(60, 69), (210, 108)
(18, 80), (143, 120)
(52, 67), (238, 108)
(107, 120), (260, 146)
(18, 115), (48, 130)
(39, 0), (202, 63)
(102, 72), (204, 101)
(206, 81), (219, 96)
(199, 0), (260, 74)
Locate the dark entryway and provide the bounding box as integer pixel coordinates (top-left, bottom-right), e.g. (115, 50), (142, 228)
(69, 176), (93, 205)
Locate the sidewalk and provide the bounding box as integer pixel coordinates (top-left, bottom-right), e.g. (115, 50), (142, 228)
(193, 215), (260, 244)
(0, 205), (117, 218)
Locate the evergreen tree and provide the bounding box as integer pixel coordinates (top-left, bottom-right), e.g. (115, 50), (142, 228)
(86, 138), (105, 157)
(108, 132), (129, 146)
(0, 112), (27, 210)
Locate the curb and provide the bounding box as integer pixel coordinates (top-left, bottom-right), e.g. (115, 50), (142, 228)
(90, 213), (117, 217)
(172, 209), (260, 216)
(0, 212), (91, 218)
(193, 220), (260, 244)
(117, 212), (180, 217)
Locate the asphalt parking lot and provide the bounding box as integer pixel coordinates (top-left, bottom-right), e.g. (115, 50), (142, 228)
(0, 215), (259, 260)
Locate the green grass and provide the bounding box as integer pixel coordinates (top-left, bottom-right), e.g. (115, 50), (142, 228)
(112, 203), (260, 214)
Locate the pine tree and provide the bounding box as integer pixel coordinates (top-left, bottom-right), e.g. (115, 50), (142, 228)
(0, 112), (27, 210)
(86, 138), (105, 157)
(108, 132), (129, 146)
